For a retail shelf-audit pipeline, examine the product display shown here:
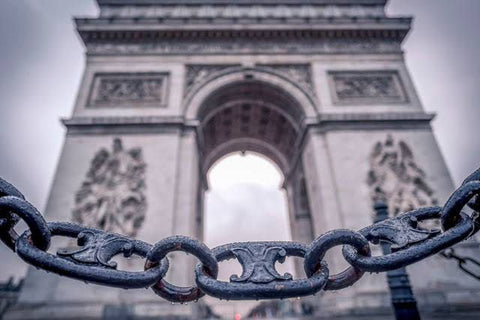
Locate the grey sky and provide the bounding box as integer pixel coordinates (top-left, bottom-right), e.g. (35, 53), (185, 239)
(0, 0), (479, 284)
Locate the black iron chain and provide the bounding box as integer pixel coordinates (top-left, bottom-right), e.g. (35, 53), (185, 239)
(440, 248), (480, 281)
(0, 168), (479, 303)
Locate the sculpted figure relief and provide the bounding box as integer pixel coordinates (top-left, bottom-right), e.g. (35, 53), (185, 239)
(367, 135), (438, 216)
(335, 75), (397, 99)
(96, 78), (164, 104)
(73, 138), (147, 237)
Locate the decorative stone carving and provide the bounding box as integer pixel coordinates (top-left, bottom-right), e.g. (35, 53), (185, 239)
(258, 64), (316, 100)
(184, 64), (316, 101)
(86, 38), (401, 56)
(330, 71), (408, 104)
(99, 5), (386, 20)
(73, 138), (147, 237)
(88, 73), (169, 108)
(367, 135), (438, 216)
(184, 64), (238, 97)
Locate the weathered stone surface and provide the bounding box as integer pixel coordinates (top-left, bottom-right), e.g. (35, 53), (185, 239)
(9, 0), (480, 319)
(367, 135), (438, 216)
(88, 73), (169, 108)
(73, 138), (147, 237)
(329, 71), (408, 105)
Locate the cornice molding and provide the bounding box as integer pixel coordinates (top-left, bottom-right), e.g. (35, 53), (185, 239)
(76, 17), (411, 32)
(317, 112), (435, 122)
(63, 112), (433, 132)
(95, 3), (388, 20)
(312, 112), (435, 132)
(63, 116), (193, 126)
(75, 16), (411, 53)
(63, 116), (198, 135)
(97, 0), (388, 6)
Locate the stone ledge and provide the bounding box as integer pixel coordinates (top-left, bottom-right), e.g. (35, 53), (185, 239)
(318, 112), (435, 123)
(62, 112), (434, 131)
(97, 0), (388, 6)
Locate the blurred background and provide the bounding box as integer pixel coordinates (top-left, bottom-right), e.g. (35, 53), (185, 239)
(0, 1), (479, 308)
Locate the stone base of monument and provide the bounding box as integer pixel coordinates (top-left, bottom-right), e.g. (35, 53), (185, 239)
(6, 270), (480, 320)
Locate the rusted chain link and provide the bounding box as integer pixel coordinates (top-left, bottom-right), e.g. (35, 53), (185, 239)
(0, 169), (479, 302)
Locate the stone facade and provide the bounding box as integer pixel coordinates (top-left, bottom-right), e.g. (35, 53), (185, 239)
(7, 0), (480, 319)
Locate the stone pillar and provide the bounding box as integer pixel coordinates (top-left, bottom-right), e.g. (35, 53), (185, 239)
(285, 163), (315, 278)
(169, 128), (202, 288)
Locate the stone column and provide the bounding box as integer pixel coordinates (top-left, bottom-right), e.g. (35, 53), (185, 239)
(169, 128), (202, 288)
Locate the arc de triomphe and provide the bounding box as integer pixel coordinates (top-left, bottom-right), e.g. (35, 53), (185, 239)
(7, 1), (480, 319)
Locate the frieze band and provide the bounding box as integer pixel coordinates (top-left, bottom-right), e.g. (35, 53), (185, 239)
(88, 73), (169, 108)
(329, 71), (408, 105)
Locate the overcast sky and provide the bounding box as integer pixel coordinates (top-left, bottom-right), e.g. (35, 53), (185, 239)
(0, 0), (479, 293)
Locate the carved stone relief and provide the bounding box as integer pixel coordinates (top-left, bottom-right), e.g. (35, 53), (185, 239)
(184, 64), (316, 102)
(330, 71), (408, 104)
(367, 135), (438, 217)
(88, 73), (169, 108)
(86, 38), (401, 56)
(100, 5), (386, 20)
(184, 64), (239, 97)
(73, 138), (147, 237)
(258, 64), (316, 101)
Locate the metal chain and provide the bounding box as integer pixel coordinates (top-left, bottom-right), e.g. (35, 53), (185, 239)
(0, 168), (479, 303)
(440, 248), (480, 281)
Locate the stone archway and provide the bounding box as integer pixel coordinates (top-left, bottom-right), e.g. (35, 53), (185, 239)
(187, 71), (317, 274)
(199, 80), (301, 175)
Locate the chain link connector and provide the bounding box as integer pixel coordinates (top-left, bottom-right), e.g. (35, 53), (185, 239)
(304, 230), (370, 290)
(145, 236), (218, 303)
(441, 181), (480, 231)
(461, 168), (480, 212)
(0, 196), (50, 251)
(0, 178), (27, 251)
(196, 241), (329, 300)
(344, 209), (475, 273)
(440, 248), (480, 281)
(16, 222), (168, 289)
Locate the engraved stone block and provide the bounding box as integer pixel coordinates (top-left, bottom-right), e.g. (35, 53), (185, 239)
(88, 73), (169, 108)
(329, 71), (408, 105)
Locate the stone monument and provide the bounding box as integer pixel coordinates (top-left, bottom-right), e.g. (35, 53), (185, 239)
(7, 0), (480, 319)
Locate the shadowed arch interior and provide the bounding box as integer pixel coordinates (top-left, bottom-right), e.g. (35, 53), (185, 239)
(199, 80), (303, 175)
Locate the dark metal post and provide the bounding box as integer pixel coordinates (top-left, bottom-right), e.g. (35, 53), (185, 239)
(374, 202), (422, 320)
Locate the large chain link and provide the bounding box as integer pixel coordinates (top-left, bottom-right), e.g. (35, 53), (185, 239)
(0, 168), (479, 302)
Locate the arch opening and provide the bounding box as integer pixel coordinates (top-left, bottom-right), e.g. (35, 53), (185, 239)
(193, 78), (316, 315)
(203, 152), (297, 316)
(204, 152), (292, 245)
(199, 79), (304, 175)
